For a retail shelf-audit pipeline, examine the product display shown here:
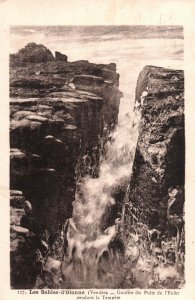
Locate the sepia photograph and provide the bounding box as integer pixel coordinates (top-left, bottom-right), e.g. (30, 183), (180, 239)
(9, 25), (185, 289)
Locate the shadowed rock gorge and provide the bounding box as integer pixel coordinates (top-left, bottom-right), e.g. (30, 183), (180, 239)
(10, 43), (184, 289)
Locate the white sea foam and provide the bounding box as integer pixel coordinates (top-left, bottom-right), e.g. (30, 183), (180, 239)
(73, 110), (140, 238)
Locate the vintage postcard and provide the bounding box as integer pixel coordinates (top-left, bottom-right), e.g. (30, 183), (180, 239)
(0, 0), (194, 299)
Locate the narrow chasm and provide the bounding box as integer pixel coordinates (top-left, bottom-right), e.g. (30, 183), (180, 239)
(10, 44), (184, 289)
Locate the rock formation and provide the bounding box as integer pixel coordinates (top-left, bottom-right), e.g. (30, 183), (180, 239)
(10, 43), (55, 64)
(55, 51), (67, 61)
(10, 44), (185, 288)
(129, 66), (184, 231)
(10, 43), (122, 288)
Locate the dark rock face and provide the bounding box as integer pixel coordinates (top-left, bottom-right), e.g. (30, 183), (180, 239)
(10, 190), (25, 208)
(10, 43), (55, 64)
(10, 93), (102, 235)
(10, 43), (122, 288)
(55, 51), (67, 61)
(10, 43), (69, 66)
(130, 66), (184, 231)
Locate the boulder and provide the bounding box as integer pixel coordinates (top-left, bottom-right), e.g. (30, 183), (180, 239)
(55, 51), (67, 62)
(10, 43), (55, 64)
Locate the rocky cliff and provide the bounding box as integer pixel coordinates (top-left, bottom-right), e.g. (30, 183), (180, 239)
(10, 43), (122, 288)
(129, 66), (184, 232)
(10, 44), (185, 288)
